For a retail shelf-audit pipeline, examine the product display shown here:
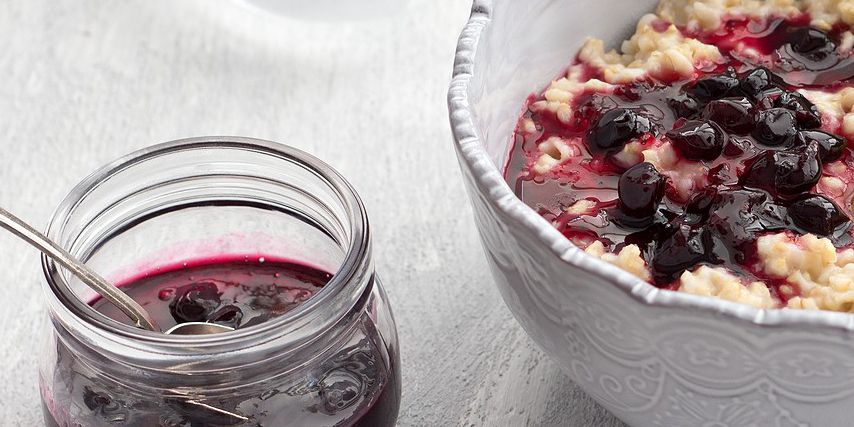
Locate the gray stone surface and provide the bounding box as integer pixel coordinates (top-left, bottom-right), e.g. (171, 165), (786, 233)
(0, 1), (625, 425)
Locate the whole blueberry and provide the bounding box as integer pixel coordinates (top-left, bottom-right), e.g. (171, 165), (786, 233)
(586, 108), (653, 154)
(83, 387), (112, 411)
(683, 187), (719, 224)
(702, 97), (756, 134)
(775, 142), (822, 195)
(752, 108), (798, 146)
(742, 142), (822, 197)
(686, 68), (739, 101)
(787, 27), (837, 60)
(666, 120), (726, 161)
(209, 305), (244, 329)
(169, 281), (221, 323)
(667, 93), (701, 119)
(651, 224), (715, 285)
(82, 386), (124, 419)
(739, 67), (780, 97)
(705, 188), (787, 258)
(617, 162), (667, 223)
(753, 86), (785, 110)
(723, 136), (750, 157)
(796, 130), (845, 162)
(774, 91), (822, 129)
(789, 194), (849, 235)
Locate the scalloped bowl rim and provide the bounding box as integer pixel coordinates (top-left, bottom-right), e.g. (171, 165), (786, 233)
(448, 0), (854, 332)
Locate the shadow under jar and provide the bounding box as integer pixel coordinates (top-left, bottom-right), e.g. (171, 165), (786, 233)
(38, 137), (400, 427)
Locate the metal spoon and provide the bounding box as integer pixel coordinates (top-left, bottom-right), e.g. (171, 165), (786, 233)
(165, 322), (233, 335)
(0, 207), (233, 335)
(0, 208), (244, 420)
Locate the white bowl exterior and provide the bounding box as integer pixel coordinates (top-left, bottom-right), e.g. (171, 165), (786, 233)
(449, 1), (854, 426)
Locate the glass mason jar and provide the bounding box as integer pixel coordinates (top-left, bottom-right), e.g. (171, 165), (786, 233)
(38, 137), (400, 426)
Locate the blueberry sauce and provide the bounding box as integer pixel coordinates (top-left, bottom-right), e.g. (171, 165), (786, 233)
(91, 256), (331, 331)
(688, 15), (854, 88)
(510, 15), (854, 297)
(42, 256), (400, 427)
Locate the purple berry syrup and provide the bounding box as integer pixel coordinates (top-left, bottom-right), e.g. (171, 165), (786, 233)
(42, 256), (400, 427)
(91, 256), (331, 331)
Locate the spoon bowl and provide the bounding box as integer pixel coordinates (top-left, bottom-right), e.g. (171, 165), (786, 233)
(165, 322), (235, 335)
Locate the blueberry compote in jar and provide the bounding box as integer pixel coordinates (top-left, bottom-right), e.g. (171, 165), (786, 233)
(39, 137), (400, 426)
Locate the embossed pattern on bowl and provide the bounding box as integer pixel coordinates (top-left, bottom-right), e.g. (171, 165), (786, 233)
(448, 1), (854, 425)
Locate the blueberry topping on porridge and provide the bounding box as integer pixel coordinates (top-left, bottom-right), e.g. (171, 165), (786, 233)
(789, 194), (849, 236)
(687, 69), (739, 101)
(775, 92), (823, 128)
(799, 130), (845, 161)
(740, 141), (822, 197)
(701, 97), (756, 134)
(752, 108), (799, 145)
(617, 162), (667, 226)
(739, 67), (778, 97)
(587, 108), (655, 153)
(651, 224), (718, 284)
(510, 0), (854, 311)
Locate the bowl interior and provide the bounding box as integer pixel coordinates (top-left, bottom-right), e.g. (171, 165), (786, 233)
(469, 0), (658, 169)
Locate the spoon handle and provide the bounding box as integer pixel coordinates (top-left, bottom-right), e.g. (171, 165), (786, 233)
(0, 207), (159, 331)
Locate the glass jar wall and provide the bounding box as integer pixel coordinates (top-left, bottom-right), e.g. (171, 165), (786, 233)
(39, 137), (400, 426)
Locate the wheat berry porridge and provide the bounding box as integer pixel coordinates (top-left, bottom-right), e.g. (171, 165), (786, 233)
(509, 0), (854, 311)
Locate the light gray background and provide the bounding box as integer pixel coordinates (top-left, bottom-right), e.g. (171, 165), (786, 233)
(0, 1), (624, 425)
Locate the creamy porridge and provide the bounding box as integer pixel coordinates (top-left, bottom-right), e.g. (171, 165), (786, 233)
(510, 0), (854, 312)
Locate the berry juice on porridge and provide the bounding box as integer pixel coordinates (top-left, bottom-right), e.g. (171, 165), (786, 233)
(509, 0), (854, 312)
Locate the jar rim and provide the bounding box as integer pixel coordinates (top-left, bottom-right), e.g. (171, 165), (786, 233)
(41, 136), (371, 349)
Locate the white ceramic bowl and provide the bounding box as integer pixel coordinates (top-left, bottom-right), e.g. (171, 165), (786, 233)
(449, 1), (854, 425)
